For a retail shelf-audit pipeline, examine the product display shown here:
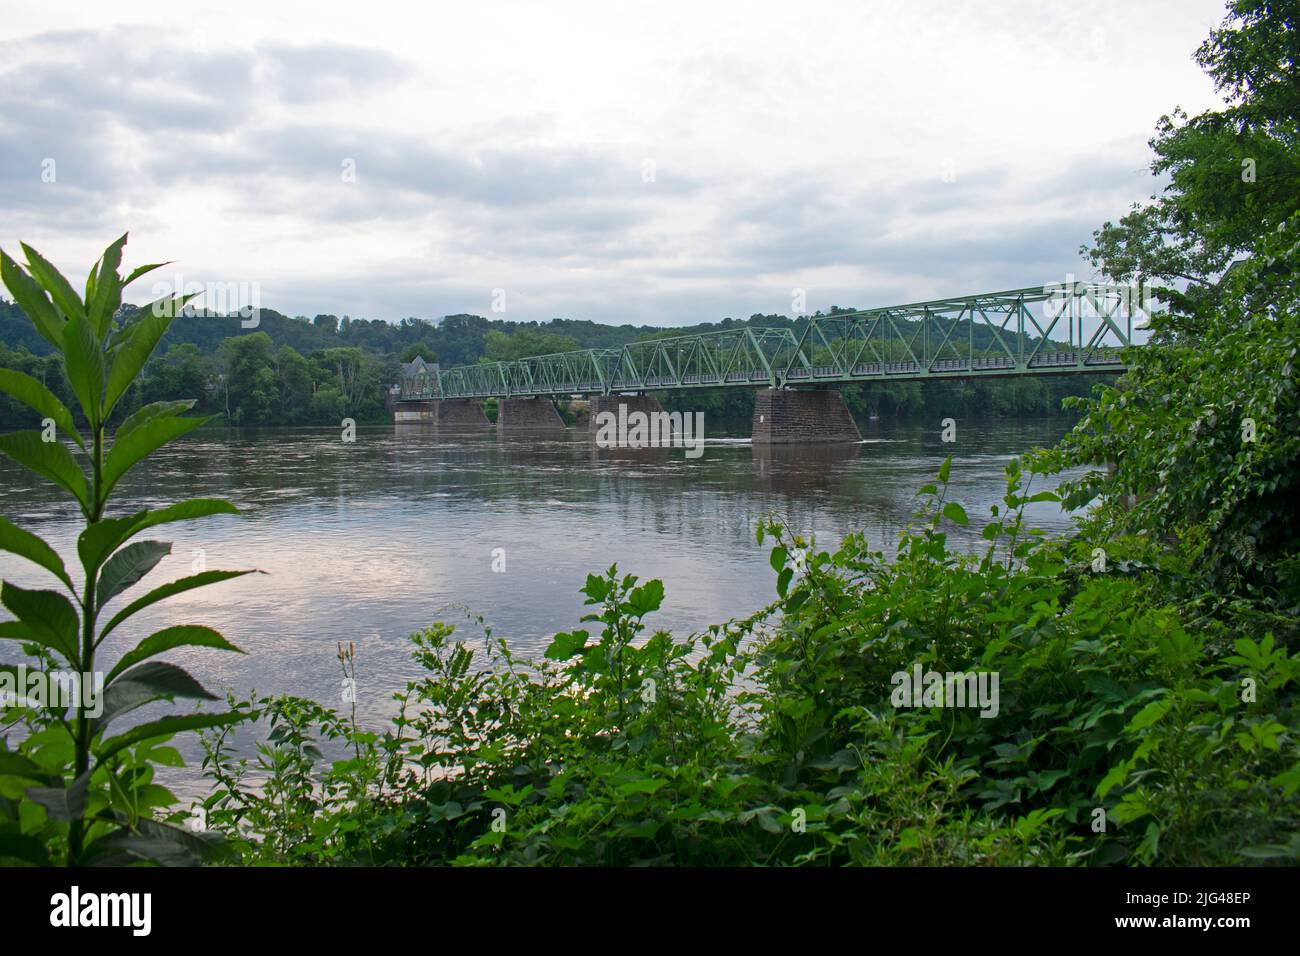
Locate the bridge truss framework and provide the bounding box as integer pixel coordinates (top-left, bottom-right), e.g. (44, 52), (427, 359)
(400, 282), (1140, 401)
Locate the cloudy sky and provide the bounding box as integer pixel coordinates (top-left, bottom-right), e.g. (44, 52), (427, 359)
(0, 0), (1228, 327)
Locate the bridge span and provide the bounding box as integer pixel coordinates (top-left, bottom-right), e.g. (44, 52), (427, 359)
(395, 281), (1138, 443)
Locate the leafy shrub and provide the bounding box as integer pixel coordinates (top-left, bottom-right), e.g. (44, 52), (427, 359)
(0, 236), (253, 865)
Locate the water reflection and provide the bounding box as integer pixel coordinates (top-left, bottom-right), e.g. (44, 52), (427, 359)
(0, 418), (1085, 792)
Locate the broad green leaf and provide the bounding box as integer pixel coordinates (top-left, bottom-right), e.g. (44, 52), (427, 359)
(97, 540), (171, 608)
(942, 501), (969, 526)
(99, 569), (255, 641)
(1127, 698), (1170, 732)
(0, 249), (65, 348)
(116, 400), (195, 442)
(93, 661), (217, 734)
(0, 431), (90, 512)
(25, 770), (90, 822)
(0, 368), (84, 449)
(97, 711), (243, 765)
(544, 629), (589, 660)
(102, 415), (206, 501)
(61, 312), (105, 427)
(88, 233), (126, 337)
(78, 499), (239, 571)
(0, 751), (58, 784)
(0, 583), (80, 663)
(107, 625), (243, 683)
(0, 515), (73, 590)
(83, 815), (222, 867)
(104, 293), (196, 415)
(627, 579), (664, 616)
(21, 242), (85, 322)
(938, 456), (952, 483)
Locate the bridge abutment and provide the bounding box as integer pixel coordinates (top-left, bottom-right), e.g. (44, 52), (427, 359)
(751, 389), (861, 444)
(393, 399), (489, 429)
(497, 396), (566, 434)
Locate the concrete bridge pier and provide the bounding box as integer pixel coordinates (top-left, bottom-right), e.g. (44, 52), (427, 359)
(751, 388), (861, 444)
(393, 399), (489, 429)
(497, 396), (566, 435)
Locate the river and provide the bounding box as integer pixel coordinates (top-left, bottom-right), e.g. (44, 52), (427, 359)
(0, 416), (1087, 794)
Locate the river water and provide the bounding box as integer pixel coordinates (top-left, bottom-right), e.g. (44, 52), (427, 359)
(0, 417), (1086, 794)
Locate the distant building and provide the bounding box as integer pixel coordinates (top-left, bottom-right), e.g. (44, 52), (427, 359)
(401, 356), (439, 378)
(399, 356), (440, 398)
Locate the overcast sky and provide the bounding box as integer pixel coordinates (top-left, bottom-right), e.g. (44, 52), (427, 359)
(0, 0), (1229, 327)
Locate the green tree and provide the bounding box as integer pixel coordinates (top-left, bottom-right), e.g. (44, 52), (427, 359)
(1084, 0), (1300, 314)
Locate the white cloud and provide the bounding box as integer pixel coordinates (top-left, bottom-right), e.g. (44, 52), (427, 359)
(0, 0), (1228, 326)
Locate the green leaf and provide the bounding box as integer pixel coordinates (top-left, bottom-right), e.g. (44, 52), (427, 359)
(0, 515), (73, 590)
(0, 431), (90, 513)
(545, 630), (589, 660)
(78, 499), (239, 571)
(97, 711), (243, 765)
(104, 294), (196, 416)
(627, 579), (664, 617)
(97, 540), (171, 607)
(1127, 698), (1170, 732)
(83, 816), (224, 867)
(93, 661), (218, 734)
(0, 751), (58, 784)
(777, 567), (793, 598)
(770, 546), (788, 573)
(21, 242), (86, 322)
(107, 625), (243, 683)
(122, 260), (171, 289)
(116, 400), (195, 442)
(61, 312), (105, 427)
(99, 569), (256, 642)
(26, 770), (90, 822)
(938, 456), (952, 483)
(0, 582), (80, 663)
(942, 501), (969, 526)
(88, 233), (126, 337)
(102, 415), (206, 501)
(0, 368), (84, 449)
(0, 249), (65, 348)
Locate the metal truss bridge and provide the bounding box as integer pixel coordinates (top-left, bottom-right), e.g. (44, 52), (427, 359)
(399, 282), (1139, 401)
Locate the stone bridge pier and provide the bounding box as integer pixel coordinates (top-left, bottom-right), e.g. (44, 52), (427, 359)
(497, 396), (566, 435)
(751, 388), (861, 444)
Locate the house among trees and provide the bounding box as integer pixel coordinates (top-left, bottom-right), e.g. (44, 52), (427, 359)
(399, 355), (440, 398)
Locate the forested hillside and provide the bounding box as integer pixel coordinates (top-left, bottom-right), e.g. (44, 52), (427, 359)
(0, 295), (1101, 429)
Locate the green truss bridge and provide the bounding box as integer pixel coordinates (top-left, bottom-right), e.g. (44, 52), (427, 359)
(395, 281), (1142, 443)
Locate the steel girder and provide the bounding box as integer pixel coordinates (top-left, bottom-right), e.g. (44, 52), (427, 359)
(399, 282), (1139, 401)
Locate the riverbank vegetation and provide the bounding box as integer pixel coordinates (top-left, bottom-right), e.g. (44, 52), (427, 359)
(0, 0), (1296, 867)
